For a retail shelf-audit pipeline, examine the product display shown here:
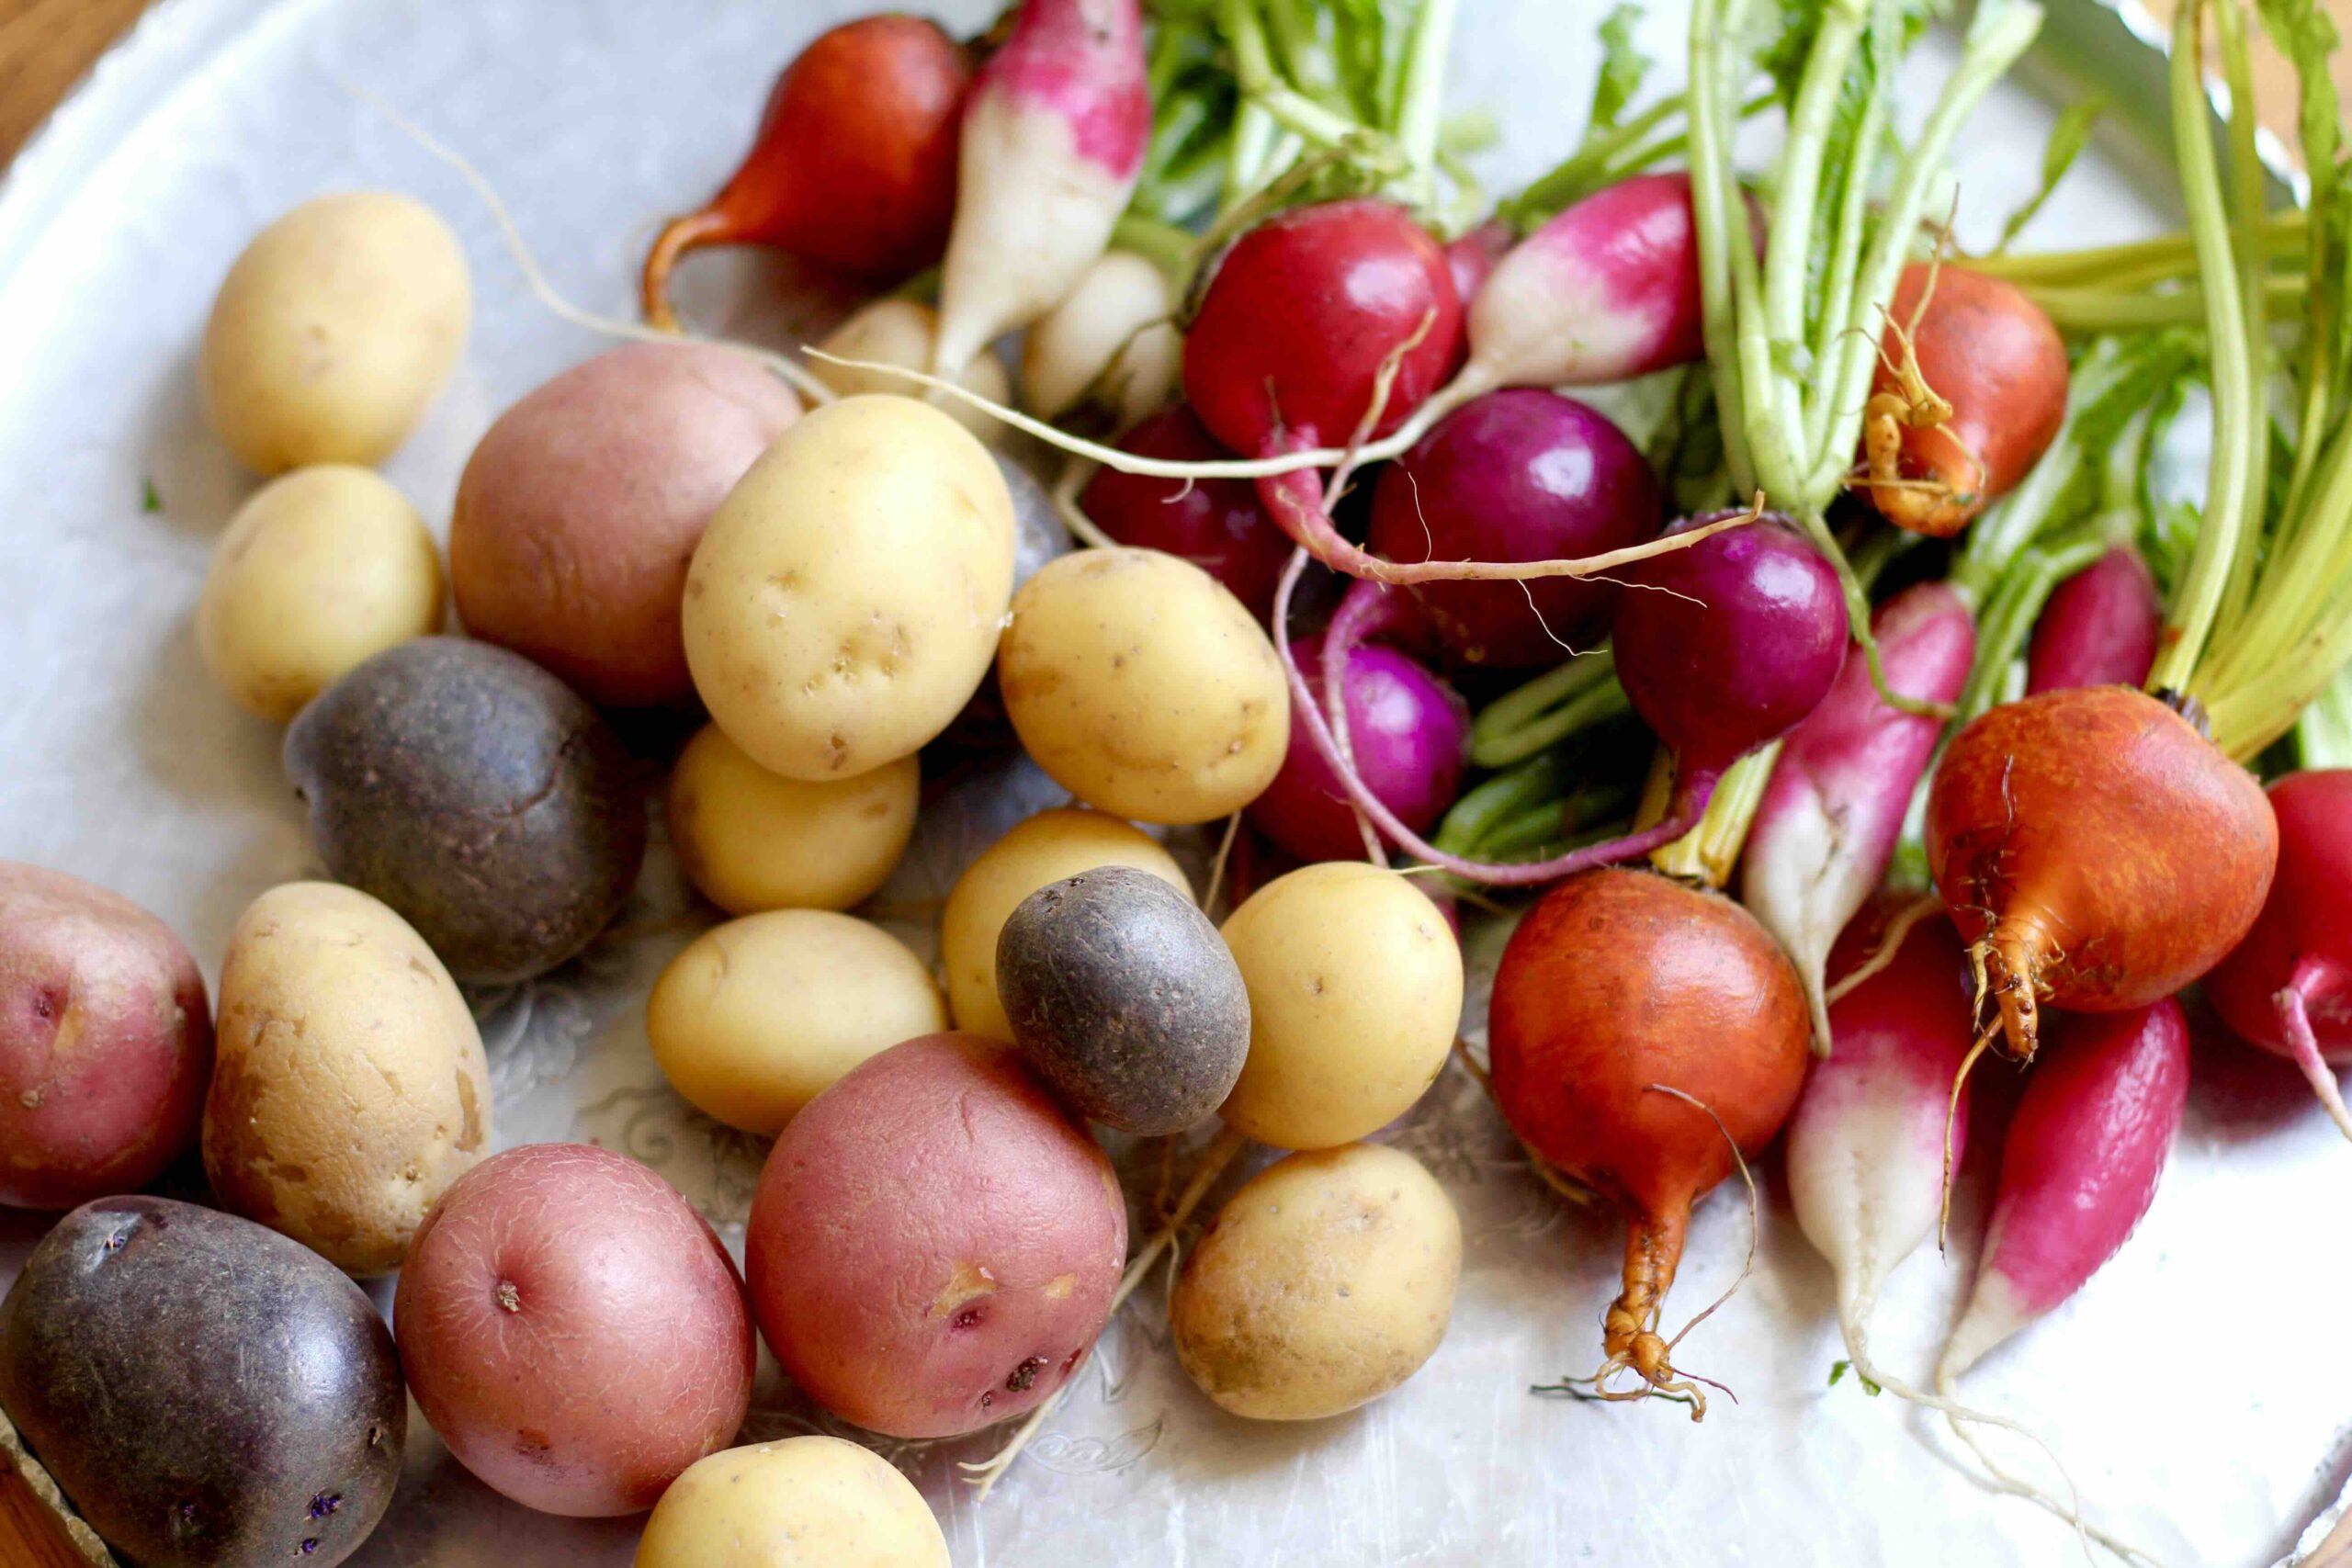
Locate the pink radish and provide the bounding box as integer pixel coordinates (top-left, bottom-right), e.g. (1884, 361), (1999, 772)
(2025, 545), (2161, 694)
(1742, 583), (1976, 1053)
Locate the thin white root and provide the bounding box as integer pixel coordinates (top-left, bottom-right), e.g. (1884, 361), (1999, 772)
(1452, 1036), (1595, 1206)
(1201, 813), (1244, 917)
(1822, 893), (1947, 1009)
(1052, 456), (1118, 550)
(1923, 1364), (2170, 1568)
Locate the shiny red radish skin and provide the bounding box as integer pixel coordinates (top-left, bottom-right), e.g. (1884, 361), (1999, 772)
(1079, 406), (1292, 618)
(640, 17), (969, 328)
(2204, 770), (2352, 1143)
(2025, 546), (2161, 694)
(1938, 999), (2188, 1382)
(1926, 686), (2277, 1062)
(1743, 583), (1975, 1053)
(1250, 632), (1468, 864)
(1443, 219), (1515, 310)
(1488, 869), (1810, 1408)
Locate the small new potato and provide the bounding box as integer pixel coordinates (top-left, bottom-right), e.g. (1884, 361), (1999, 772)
(941, 806), (1189, 1042)
(649, 910), (946, 1135)
(1171, 1143), (1462, 1421)
(198, 465), (444, 721)
(199, 190), (470, 473)
(202, 882), (491, 1275)
(1219, 863), (1463, 1150)
(667, 724), (918, 914)
(811, 299), (1010, 444)
(999, 548), (1289, 825)
(683, 395), (1015, 781)
(634, 1437), (948, 1568)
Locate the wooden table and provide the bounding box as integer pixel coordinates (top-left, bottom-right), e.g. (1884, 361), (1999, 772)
(1, 1), (2349, 1564)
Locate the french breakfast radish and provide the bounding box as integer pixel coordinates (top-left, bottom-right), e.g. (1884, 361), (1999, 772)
(1020, 249), (1179, 428)
(2025, 545), (2162, 694)
(1077, 406), (1291, 616)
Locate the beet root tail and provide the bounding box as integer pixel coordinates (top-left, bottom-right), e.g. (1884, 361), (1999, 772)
(1588, 1207), (1713, 1421)
(641, 209), (732, 333)
(1973, 919), (2046, 1063)
(2277, 959), (2352, 1145)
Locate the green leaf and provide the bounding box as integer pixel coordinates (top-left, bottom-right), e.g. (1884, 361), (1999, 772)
(1994, 93), (2108, 253)
(140, 478), (161, 513)
(1590, 4), (1652, 132)
(1827, 1359), (1849, 1386)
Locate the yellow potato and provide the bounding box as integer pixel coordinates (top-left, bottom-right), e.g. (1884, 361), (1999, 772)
(810, 299), (1011, 444)
(201, 882), (491, 1275)
(941, 807), (1188, 1042)
(634, 1437), (947, 1568)
(1172, 1143), (1462, 1421)
(999, 548), (1288, 825)
(199, 191), (470, 473)
(648, 910), (945, 1135)
(684, 395), (1015, 782)
(1218, 863), (1462, 1149)
(197, 465), (444, 721)
(667, 723), (918, 914)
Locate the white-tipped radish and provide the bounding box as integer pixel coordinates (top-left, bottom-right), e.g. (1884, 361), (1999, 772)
(810, 299), (1011, 445)
(1021, 250), (1180, 428)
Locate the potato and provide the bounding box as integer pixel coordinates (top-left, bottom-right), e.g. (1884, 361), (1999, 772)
(648, 910), (946, 1136)
(199, 190), (470, 473)
(1171, 1143), (1462, 1421)
(1218, 863), (1463, 1150)
(811, 299), (1011, 444)
(683, 395), (1015, 781)
(396, 1143), (754, 1517)
(634, 1437), (947, 1568)
(745, 1034), (1125, 1438)
(202, 882), (491, 1275)
(997, 866), (1249, 1134)
(941, 806), (1188, 1042)
(284, 637), (648, 984)
(667, 724), (918, 915)
(197, 465), (444, 721)
(450, 344), (801, 708)
(0, 1197), (404, 1568)
(0, 863), (210, 1211)
(999, 547), (1289, 825)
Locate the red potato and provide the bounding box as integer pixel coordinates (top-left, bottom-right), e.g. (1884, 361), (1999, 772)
(0, 864), (210, 1211)
(394, 1143), (753, 1517)
(745, 1034), (1125, 1439)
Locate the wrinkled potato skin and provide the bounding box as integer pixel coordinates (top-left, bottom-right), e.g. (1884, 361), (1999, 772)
(202, 882), (490, 1275)
(450, 344), (800, 708)
(683, 396), (1015, 781)
(811, 299), (1011, 444)
(648, 909), (946, 1135)
(941, 807), (1189, 1042)
(633, 1437), (949, 1568)
(198, 465), (444, 721)
(745, 1034), (1126, 1438)
(0, 864), (211, 1211)
(199, 191), (470, 473)
(999, 548), (1289, 825)
(395, 1144), (754, 1517)
(1219, 863), (1463, 1150)
(667, 724), (918, 915)
(1172, 1144), (1462, 1420)
(0, 1197), (405, 1568)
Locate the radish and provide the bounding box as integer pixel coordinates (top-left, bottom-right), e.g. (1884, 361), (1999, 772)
(1442, 218), (1515, 314)
(1743, 583), (1975, 1053)
(931, 0), (1151, 383)
(2024, 544), (2161, 694)
(1020, 249), (1180, 428)
(1487, 867), (1810, 1411)
(1075, 406), (1293, 618)
(2203, 770), (2352, 1143)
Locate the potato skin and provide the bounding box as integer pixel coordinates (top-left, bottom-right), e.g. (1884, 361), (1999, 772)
(0, 863), (211, 1210)
(941, 807), (1189, 1042)
(683, 395), (1015, 781)
(648, 909), (946, 1135)
(1172, 1144), (1461, 1420)
(450, 344), (800, 708)
(999, 547), (1290, 825)
(0, 1197), (404, 1568)
(998, 866), (1249, 1134)
(395, 1143), (754, 1517)
(633, 1437), (948, 1568)
(745, 1034), (1126, 1438)
(284, 637), (648, 984)
(202, 882), (491, 1275)
(199, 191), (469, 473)
(810, 299), (1011, 445)
(667, 723), (918, 915)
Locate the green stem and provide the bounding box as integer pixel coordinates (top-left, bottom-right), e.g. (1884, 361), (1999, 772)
(2209, 0), (2271, 648)
(1962, 211), (2304, 287)
(1802, 73), (1890, 461)
(1952, 531), (2108, 726)
(1652, 745), (1780, 886)
(1394, 0), (1459, 207)
(1110, 213), (1200, 286)
(1469, 654), (1630, 768)
(1688, 0), (1760, 497)
(2021, 274), (2304, 332)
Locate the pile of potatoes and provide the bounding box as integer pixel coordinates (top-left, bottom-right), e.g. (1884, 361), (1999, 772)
(0, 182), (1473, 1568)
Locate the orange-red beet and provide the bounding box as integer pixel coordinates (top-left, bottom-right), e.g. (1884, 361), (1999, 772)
(1487, 869), (1809, 1413)
(1926, 686), (2278, 1061)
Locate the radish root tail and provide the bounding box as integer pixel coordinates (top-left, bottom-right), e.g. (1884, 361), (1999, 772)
(1930, 1367), (2171, 1568)
(2277, 958), (2352, 1145)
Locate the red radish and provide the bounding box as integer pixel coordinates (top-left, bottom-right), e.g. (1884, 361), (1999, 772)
(1442, 218), (1516, 313)
(1078, 406), (1292, 617)
(1743, 583), (1976, 1052)
(2203, 770), (2352, 1143)
(932, 0), (1149, 382)
(1926, 686), (2278, 1061)
(640, 17), (970, 329)
(2025, 545), (2161, 694)
(1488, 868), (1810, 1411)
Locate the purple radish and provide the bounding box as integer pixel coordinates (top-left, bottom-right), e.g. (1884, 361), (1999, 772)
(2026, 545), (2161, 694)
(1744, 583), (1977, 1053)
